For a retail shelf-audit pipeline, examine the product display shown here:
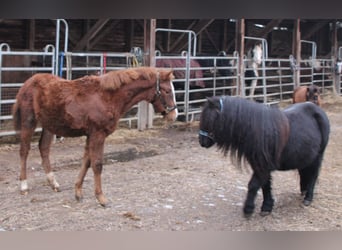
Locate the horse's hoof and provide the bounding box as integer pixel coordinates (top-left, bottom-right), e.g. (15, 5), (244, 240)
(20, 190), (28, 195)
(96, 195), (108, 207)
(53, 187), (61, 192)
(75, 194), (83, 202)
(303, 199), (312, 206)
(260, 211), (271, 217)
(243, 211), (253, 219)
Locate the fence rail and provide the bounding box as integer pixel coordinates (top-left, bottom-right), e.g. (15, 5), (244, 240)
(1, 45), (342, 137)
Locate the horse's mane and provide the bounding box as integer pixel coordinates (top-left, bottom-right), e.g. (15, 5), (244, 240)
(99, 67), (172, 90)
(210, 96), (289, 179)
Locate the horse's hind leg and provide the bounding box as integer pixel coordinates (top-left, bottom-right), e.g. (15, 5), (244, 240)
(260, 177), (274, 216)
(300, 156), (323, 206)
(19, 128), (35, 194)
(39, 129), (60, 192)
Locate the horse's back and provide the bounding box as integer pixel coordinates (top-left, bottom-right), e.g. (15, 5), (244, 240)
(280, 102), (330, 169)
(292, 86), (306, 103)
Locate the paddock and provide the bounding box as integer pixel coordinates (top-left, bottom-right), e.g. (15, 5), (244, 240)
(0, 93), (341, 231)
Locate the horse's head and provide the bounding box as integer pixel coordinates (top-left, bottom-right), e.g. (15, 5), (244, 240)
(198, 96), (223, 148)
(306, 85), (321, 106)
(250, 44), (263, 65)
(151, 69), (178, 122)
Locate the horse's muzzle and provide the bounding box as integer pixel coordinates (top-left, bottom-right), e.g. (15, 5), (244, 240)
(198, 130), (215, 148)
(162, 106), (178, 122)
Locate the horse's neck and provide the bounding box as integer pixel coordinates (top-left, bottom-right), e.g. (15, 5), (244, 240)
(115, 80), (155, 114)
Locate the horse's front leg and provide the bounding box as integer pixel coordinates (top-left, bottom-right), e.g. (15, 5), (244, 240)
(75, 136), (91, 202)
(88, 133), (107, 206)
(260, 176), (274, 216)
(39, 129), (60, 192)
(243, 172), (263, 217)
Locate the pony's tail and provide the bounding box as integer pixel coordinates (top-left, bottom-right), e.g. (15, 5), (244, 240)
(12, 101), (22, 132)
(314, 110), (330, 154)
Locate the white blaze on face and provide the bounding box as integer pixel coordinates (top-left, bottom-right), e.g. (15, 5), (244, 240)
(170, 80), (178, 119)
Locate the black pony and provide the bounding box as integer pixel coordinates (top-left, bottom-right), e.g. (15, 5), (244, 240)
(199, 96), (330, 217)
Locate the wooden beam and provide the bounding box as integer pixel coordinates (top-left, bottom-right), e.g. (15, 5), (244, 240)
(245, 19), (283, 49)
(204, 29), (220, 52)
(28, 20), (35, 50)
(168, 20), (197, 52)
(302, 21), (329, 40)
(88, 20), (121, 49)
(171, 19), (215, 53)
(74, 19), (110, 51)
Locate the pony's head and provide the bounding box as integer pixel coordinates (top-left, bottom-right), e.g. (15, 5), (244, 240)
(151, 69), (178, 122)
(198, 96), (223, 148)
(306, 85), (321, 105)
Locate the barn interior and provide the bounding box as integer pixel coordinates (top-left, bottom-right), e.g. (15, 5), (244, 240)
(1, 19), (342, 136)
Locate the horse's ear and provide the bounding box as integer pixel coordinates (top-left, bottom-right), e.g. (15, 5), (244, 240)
(166, 70), (174, 80)
(206, 97), (221, 110)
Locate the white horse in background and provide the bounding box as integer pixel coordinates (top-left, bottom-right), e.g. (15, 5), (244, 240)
(244, 43), (263, 97)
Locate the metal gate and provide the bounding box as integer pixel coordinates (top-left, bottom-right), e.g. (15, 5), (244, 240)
(0, 43), (55, 137)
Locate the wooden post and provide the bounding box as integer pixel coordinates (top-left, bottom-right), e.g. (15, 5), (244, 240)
(138, 19), (156, 131)
(235, 19), (245, 96)
(292, 19), (301, 88)
(331, 20), (338, 94)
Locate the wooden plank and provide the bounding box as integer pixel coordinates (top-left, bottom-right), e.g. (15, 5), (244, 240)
(73, 19), (110, 51)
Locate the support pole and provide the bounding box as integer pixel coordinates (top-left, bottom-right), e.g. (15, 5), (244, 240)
(235, 19), (245, 96)
(331, 20), (338, 94)
(292, 19), (301, 88)
(138, 19), (156, 131)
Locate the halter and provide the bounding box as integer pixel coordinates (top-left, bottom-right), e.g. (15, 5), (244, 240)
(154, 71), (177, 115)
(198, 97), (224, 142)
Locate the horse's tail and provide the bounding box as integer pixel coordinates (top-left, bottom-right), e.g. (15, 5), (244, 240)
(12, 100), (22, 132)
(314, 108), (330, 154)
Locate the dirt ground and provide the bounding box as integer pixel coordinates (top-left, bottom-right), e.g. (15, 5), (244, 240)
(0, 94), (341, 231)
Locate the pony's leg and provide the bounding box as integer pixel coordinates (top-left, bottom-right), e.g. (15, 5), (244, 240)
(88, 133), (107, 206)
(39, 129), (60, 192)
(260, 177), (274, 216)
(19, 128), (35, 194)
(301, 157), (323, 206)
(75, 137), (91, 202)
(243, 172), (262, 217)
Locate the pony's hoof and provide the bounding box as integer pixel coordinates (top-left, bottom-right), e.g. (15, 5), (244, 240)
(243, 211), (253, 219)
(260, 211), (272, 217)
(303, 199), (312, 206)
(53, 187), (61, 192)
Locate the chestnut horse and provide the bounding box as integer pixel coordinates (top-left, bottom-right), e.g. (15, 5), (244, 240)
(12, 67), (178, 206)
(293, 84), (321, 106)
